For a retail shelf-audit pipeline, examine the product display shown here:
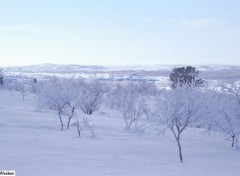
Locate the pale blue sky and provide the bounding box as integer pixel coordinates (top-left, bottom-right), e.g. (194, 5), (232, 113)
(0, 0), (240, 66)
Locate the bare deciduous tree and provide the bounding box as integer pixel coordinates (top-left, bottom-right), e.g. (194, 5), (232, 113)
(114, 82), (149, 128)
(157, 84), (208, 162)
(120, 95), (146, 128)
(78, 80), (104, 115)
(36, 78), (80, 130)
(210, 82), (240, 147)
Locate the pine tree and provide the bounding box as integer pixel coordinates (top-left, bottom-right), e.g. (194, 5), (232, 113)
(0, 69), (3, 86)
(170, 66), (203, 88)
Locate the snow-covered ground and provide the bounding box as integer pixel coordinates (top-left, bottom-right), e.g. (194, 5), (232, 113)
(0, 90), (240, 176)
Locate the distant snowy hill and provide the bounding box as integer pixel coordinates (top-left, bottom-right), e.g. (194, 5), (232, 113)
(2, 63), (240, 82)
(3, 63), (240, 72)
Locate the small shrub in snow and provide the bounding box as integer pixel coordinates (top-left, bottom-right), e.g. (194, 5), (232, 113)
(76, 117), (96, 138)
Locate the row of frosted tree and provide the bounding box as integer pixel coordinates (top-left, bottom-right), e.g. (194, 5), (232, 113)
(1, 66), (240, 162)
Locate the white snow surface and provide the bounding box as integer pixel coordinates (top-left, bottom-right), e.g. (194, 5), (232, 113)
(0, 90), (240, 176)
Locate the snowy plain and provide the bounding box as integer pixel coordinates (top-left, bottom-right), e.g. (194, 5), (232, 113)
(1, 89), (240, 176)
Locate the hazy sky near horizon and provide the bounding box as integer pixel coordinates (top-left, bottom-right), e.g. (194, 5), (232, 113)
(0, 0), (240, 66)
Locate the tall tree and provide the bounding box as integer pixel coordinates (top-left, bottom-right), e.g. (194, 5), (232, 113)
(157, 84), (209, 162)
(170, 66), (203, 88)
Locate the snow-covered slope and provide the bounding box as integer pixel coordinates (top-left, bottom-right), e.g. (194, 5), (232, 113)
(0, 89), (239, 176)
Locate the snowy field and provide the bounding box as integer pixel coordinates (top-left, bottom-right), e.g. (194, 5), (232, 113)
(1, 89), (240, 176)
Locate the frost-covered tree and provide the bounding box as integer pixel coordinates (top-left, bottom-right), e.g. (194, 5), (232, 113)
(222, 81), (240, 105)
(36, 79), (66, 130)
(19, 83), (27, 101)
(170, 66), (203, 88)
(78, 80), (104, 115)
(60, 79), (81, 129)
(36, 78), (80, 130)
(120, 94), (146, 128)
(213, 95), (240, 147)
(210, 82), (240, 147)
(157, 84), (209, 162)
(135, 80), (157, 96)
(107, 81), (156, 111)
(36, 78), (104, 129)
(107, 83), (123, 110)
(9, 80), (28, 101)
(114, 82), (149, 128)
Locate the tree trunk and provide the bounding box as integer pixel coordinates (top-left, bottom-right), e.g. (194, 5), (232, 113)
(76, 120), (81, 137)
(231, 135), (235, 148)
(67, 118), (71, 129)
(177, 139), (183, 162)
(58, 111), (64, 130)
(67, 108), (75, 129)
(172, 128), (184, 163)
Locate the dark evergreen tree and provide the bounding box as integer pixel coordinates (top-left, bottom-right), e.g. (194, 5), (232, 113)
(0, 69), (3, 86)
(170, 66), (203, 88)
